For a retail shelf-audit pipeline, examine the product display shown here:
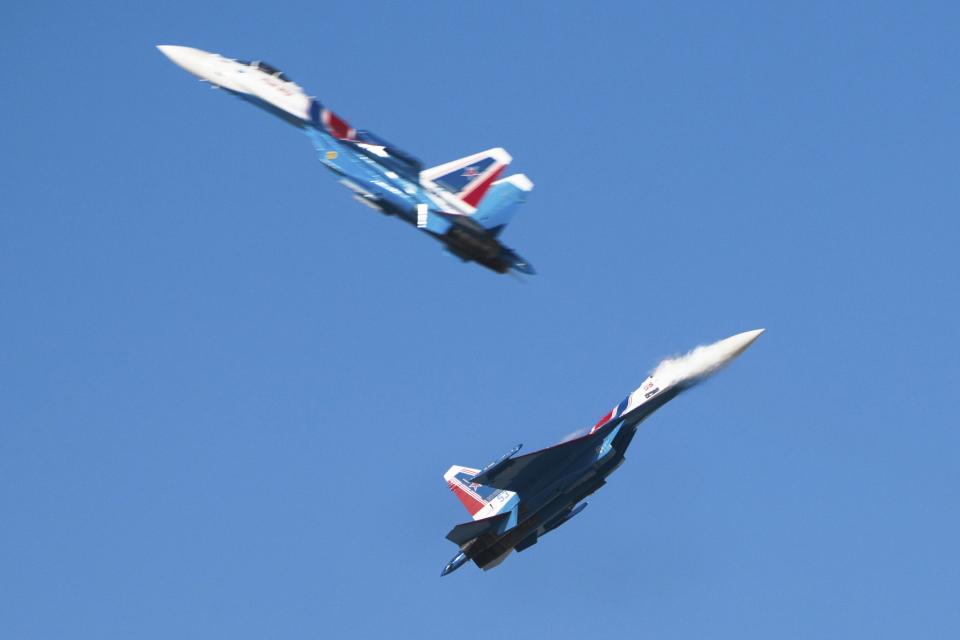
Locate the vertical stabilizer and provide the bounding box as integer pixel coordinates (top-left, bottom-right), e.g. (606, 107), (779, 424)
(444, 465), (518, 520)
(420, 148), (512, 210)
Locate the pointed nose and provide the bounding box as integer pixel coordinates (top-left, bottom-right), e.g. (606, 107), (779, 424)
(157, 45), (210, 78)
(724, 328), (766, 358)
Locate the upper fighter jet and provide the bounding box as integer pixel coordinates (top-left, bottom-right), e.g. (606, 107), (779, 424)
(440, 329), (764, 575)
(157, 45), (535, 275)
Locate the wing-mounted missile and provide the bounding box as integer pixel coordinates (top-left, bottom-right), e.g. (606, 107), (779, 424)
(469, 444), (522, 486)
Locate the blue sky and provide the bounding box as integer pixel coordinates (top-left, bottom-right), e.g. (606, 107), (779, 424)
(2, 1), (958, 638)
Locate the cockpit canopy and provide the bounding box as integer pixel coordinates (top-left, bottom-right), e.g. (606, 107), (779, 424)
(238, 59), (293, 82)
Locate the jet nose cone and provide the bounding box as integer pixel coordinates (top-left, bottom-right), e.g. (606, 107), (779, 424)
(156, 44), (191, 62)
(157, 45), (210, 78)
(723, 328), (765, 358)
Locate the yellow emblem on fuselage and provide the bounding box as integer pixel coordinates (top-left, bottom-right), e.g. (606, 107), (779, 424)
(326, 151), (338, 160)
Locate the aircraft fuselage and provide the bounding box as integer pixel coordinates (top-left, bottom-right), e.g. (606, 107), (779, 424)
(158, 45), (534, 275)
(442, 329), (766, 575)
(464, 385), (682, 570)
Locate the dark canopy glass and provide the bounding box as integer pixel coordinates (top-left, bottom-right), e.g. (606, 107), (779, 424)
(252, 61), (290, 82)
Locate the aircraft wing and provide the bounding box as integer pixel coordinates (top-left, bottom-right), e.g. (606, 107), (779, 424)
(469, 419), (621, 495)
(445, 512), (512, 546)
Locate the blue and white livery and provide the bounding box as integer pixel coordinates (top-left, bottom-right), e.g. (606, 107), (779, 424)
(158, 45), (535, 275)
(441, 329), (765, 575)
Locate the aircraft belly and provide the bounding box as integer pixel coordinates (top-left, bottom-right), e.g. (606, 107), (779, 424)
(480, 549), (513, 571)
(469, 537), (511, 569)
(231, 91), (310, 129)
(515, 531), (538, 552)
(462, 414), (667, 570)
(470, 491), (595, 565)
(519, 446), (604, 511)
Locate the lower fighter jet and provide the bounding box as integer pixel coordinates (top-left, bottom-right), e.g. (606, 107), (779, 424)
(441, 329), (764, 575)
(157, 45), (535, 275)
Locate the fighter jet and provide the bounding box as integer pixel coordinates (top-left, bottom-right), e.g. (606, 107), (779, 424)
(440, 329), (764, 575)
(157, 45), (535, 275)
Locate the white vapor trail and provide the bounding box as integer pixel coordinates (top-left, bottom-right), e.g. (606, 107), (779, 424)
(651, 329), (765, 388)
(558, 330), (763, 445)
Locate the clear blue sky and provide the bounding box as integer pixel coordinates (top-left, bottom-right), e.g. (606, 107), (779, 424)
(2, 2), (958, 638)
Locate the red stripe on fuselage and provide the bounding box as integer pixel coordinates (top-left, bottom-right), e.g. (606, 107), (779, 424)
(590, 408), (615, 434)
(322, 109), (355, 140)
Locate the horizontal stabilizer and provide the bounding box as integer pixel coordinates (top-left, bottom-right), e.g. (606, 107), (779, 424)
(445, 512), (511, 546)
(471, 174), (534, 236)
